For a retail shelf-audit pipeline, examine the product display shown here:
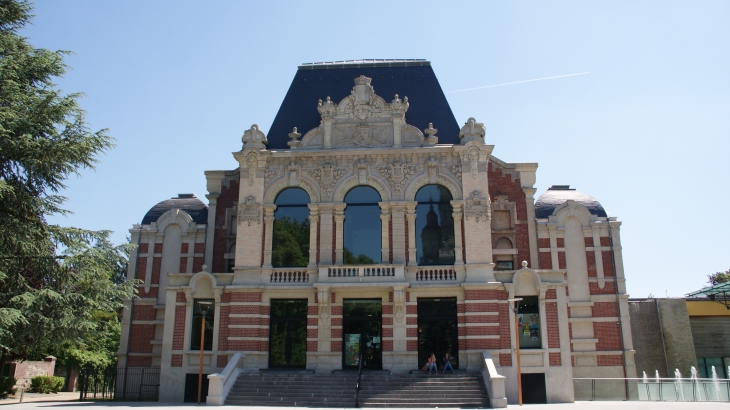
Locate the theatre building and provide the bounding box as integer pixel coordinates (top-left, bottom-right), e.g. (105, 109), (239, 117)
(118, 60), (636, 405)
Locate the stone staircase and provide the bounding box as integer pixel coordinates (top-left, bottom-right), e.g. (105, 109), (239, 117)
(358, 372), (490, 408)
(225, 370), (490, 408)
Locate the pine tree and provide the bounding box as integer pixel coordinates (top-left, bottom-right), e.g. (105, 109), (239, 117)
(0, 0), (135, 365)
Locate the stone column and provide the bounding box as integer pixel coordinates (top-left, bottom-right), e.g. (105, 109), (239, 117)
(451, 201), (464, 266)
(204, 171), (224, 270)
(334, 204), (346, 265)
(522, 187), (539, 269)
(262, 205), (277, 268)
(391, 204), (406, 265)
(212, 288), (222, 362)
(318, 204), (334, 265)
(379, 203), (391, 263)
(406, 203), (417, 266)
(307, 204), (319, 268)
(591, 224), (605, 287)
(323, 118), (333, 149)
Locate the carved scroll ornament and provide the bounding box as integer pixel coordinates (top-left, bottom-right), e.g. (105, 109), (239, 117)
(237, 195), (262, 226)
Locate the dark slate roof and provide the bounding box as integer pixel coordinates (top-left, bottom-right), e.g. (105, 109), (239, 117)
(141, 194), (208, 225)
(267, 59), (460, 149)
(534, 185), (607, 218)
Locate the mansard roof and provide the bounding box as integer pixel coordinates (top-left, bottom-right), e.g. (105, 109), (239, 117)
(267, 60), (460, 149)
(534, 185), (608, 218)
(141, 194), (208, 225)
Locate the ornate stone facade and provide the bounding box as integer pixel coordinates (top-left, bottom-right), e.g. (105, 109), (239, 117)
(118, 60), (635, 405)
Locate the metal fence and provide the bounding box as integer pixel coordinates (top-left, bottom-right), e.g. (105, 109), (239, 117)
(574, 378), (730, 402)
(79, 366), (160, 401)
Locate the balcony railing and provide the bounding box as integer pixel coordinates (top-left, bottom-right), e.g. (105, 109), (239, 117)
(270, 269), (309, 283)
(416, 267), (457, 281)
(327, 265), (395, 277)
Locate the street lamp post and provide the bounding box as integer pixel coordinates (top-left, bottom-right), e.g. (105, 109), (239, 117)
(507, 297), (523, 406)
(197, 301), (213, 405)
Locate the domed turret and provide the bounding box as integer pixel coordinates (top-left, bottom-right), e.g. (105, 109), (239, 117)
(141, 194), (208, 225)
(534, 185), (607, 218)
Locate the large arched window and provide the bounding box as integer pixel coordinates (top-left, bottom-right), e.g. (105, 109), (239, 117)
(343, 186), (381, 265)
(415, 185), (455, 266)
(272, 188), (310, 267)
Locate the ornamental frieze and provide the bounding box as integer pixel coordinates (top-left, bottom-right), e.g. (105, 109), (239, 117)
(304, 164), (348, 195)
(376, 162), (418, 193)
(464, 190), (490, 222)
(237, 195), (261, 226)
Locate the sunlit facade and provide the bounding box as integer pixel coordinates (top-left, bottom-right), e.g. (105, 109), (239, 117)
(118, 60), (635, 404)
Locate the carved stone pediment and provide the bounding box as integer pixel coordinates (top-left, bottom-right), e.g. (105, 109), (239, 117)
(298, 76), (426, 150)
(465, 190), (491, 222)
(238, 195), (261, 226)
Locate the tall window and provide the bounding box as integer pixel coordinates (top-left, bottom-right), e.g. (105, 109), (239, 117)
(415, 185), (455, 265)
(517, 296), (541, 349)
(191, 299), (215, 350)
(344, 186), (381, 264)
(269, 299), (307, 368)
(272, 188), (310, 267)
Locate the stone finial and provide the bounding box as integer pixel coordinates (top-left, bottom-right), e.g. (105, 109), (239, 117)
(201, 264), (208, 272)
(391, 94), (409, 114)
(317, 96), (336, 116)
(424, 122), (438, 146)
(459, 117), (486, 144)
(287, 127), (302, 149)
(522, 261), (528, 268)
(242, 124), (268, 149)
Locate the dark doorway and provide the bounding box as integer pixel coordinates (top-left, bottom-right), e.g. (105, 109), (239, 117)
(343, 299), (382, 369)
(521, 373), (547, 404)
(269, 299), (308, 368)
(184, 373), (209, 403)
(417, 298), (459, 371)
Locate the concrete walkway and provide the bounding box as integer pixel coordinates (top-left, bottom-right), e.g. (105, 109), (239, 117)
(1, 401), (730, 410)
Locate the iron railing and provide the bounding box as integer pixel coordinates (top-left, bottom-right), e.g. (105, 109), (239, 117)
(79, 366), (160, 401)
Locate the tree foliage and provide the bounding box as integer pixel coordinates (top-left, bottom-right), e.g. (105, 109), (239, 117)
(0, 0), (135, 364)
(707, 269), (730, 286)
(271, 217), (309, 268)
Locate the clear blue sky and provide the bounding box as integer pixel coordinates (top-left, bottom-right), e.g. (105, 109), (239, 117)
(24, 0), (729, 299)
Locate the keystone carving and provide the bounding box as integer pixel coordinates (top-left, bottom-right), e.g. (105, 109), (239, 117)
(464, 190), (491, 222)
(377, 162), (417, 193)
(426, 157), (440, 183)
(237, 195), (261, 226)
(305, 164), (348, 195)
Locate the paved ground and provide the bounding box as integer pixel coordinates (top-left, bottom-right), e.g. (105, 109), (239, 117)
(1, 401), (730, 409)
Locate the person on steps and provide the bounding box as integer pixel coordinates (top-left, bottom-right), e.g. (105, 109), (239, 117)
(427, 353), (438, 374)
(442, 353), (455, 374)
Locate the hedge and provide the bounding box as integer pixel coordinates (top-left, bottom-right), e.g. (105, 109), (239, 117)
(0, 376), (17, 397)
(30, 376), (64, 394)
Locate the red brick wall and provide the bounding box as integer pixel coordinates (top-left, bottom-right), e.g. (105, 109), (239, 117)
(218, 305), (229, 351)
(151, 257), (161, 284)
(154, 243), (163, 253)
(539, 252), (552, 269)
(586, 251), (597, 277)
(136, 258), (147, 280)
(590, 281), (616, 295)
(556, 238), (564, 248)
(549, 352), (562, 366)
(538, 238), (550, 248)
(557, 252), (566, 269)
(600, 237), (610, 247)
(597, 355), (623, 366)
(217, 355), (229, 368)
(171, 355), (183, 367)
(592, 302), (618, 317)
(487, 162), (530, 265)
(602, 251), (615, 276)
(129, 325), (154, 353)
(213, 178), (239, 273)
(546, 302), (560, 349)
(172, 305), (186, 350)
(545, 289), (556, 300)
(594, 322), (622, 351)
(584, 237), (594, 247)
(499, 353), (512, 366)
(128, 356), (152, 367)
(132, 305), (156, 321)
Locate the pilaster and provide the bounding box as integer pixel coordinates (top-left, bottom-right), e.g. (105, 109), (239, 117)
(451, 201), (464, 266)
(334, 204), (346, 265)
(307, 204), (320, 268)
(379, 203), (392, 263)
(262, 205), (277, 268)
(405, 203), (417, 266)
(319, 204), (334, 265)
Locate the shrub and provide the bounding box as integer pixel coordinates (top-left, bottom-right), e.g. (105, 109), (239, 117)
(29, 376), (64, 394)
(0, 376), (17, 397)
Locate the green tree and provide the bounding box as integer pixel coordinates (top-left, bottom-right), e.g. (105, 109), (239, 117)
(271, 217), (309, 268)
(707, 269), (730, 286)
(0, 0), (135, 365)
(343, 248), (375, 265)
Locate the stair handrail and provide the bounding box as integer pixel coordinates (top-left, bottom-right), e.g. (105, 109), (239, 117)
(355, 351), (364, 407)
(206, 352), (245, 405)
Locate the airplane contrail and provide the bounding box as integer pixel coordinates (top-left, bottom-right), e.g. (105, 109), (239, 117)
(445, 72), (590, 94)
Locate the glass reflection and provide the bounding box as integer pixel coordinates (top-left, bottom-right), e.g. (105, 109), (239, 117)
(272, 188), (310, 268)
(343, 186), (381, 264)
(415, 185), (455, 266)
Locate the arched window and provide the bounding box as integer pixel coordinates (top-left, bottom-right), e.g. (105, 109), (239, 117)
(415, 185), (455, 266)
(343, 186), (381, 265)
(272, 188), (310, 267)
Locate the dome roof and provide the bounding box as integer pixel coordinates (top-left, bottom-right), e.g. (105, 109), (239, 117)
(534, 185), (607, 218)
(141, 194), (208, 225)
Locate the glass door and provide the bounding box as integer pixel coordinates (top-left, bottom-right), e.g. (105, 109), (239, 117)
(269, 299), (307, 368)
(417, 298), (459, 370)
(343, 299), (382, 370)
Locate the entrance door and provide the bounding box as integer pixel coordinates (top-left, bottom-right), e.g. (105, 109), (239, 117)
(418, 298), (459, 370)
(343, 299), (382, 369)
(269, 299), (307, 368)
